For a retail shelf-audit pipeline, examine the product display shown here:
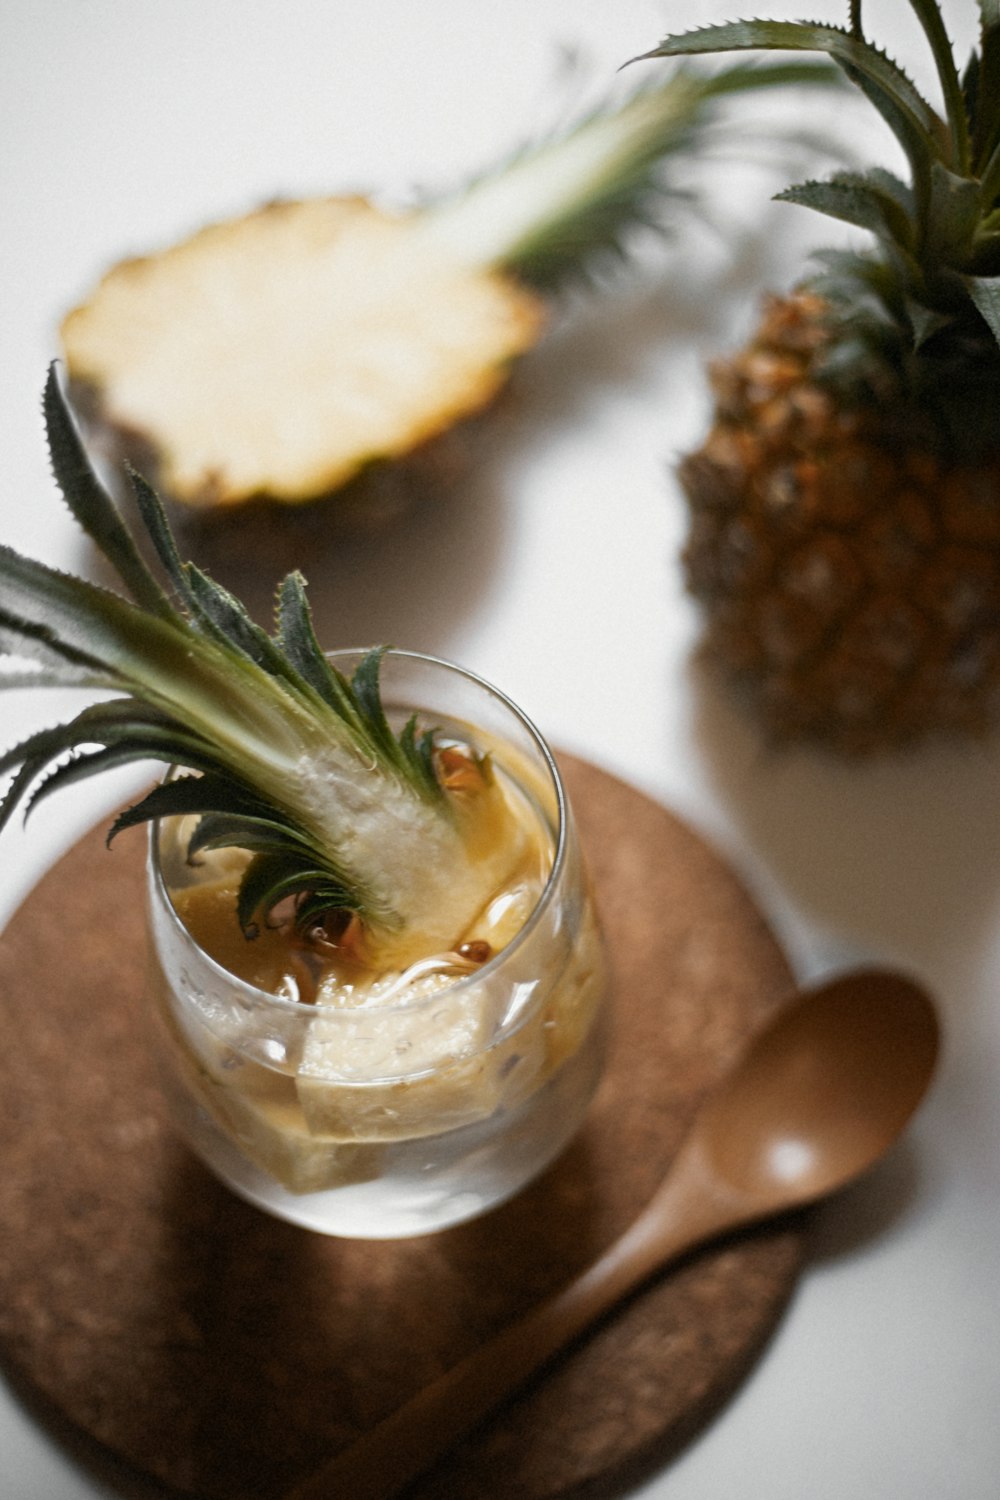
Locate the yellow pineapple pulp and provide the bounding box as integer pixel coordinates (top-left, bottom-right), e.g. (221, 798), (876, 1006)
(62, 199), (545, 509)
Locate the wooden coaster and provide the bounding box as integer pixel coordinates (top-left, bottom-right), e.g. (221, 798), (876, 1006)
(0, 756), (803, 1499)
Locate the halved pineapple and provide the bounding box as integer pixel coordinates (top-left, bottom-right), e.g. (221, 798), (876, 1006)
(62, 198), (544, 509)
(59, 63), (834, 513)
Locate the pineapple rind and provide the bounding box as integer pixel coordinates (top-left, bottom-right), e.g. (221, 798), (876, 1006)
(61, 198), (546, 509)
(682, 291), (1000, 753)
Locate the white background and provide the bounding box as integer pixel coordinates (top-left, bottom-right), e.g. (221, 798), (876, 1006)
(1, 3), (998, 1497)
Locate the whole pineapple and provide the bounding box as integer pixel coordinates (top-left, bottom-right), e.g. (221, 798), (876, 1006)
(645, 1), (1000, 752)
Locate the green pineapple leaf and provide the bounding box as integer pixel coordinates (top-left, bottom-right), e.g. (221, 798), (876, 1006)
(108, 773), (303, 847)
(907, 0), (970, 166)
(273, 572), (349, 710)
(635, 4), (1000, 355)
(181, 561), (299, 682)
(777, 171), (917, 249)
(0, 372), (484, 941)
(633, 20), (944, 160)
(399, 715), (439, 800)
(235, 852), (360, 940)
(925, 161), (985, 267)
(0, 604), (116, 687)
(965, 273), (1000, 338)
(974, 2), (1000, 164)
(186, 811), (318, 862)
(41, 368), (175, 622)
(127, 466), (196, 602)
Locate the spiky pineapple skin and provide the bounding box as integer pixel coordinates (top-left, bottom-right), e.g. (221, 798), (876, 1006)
(681, 292), (1000, 753)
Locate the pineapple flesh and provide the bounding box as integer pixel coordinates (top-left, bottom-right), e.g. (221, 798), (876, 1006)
(62, 199), (545, 509)
(644, 2), (1000, 752)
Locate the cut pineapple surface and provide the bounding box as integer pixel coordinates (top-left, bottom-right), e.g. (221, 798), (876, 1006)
(61, 197), (545, 507)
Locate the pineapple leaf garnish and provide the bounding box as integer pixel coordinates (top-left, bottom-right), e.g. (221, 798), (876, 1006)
(42, 374), (176, 622)
(0, 368), (464, 940)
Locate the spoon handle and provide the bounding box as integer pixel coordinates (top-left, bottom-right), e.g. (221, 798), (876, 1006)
(282, 1172), (732, 1500)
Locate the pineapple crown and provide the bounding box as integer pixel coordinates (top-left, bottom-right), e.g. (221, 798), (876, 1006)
(417, 59), (841, 294)
(0, 370), (447, 938)
(638, 2), (1000, 441)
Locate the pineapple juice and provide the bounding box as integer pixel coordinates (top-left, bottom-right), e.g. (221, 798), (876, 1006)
(145, 659), (607, 1238)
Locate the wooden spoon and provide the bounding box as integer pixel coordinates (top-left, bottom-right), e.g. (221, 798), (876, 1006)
(284, 967), (940, 1500)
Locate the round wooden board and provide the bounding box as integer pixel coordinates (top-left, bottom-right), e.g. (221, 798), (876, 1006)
(0, 756), (804, 1500)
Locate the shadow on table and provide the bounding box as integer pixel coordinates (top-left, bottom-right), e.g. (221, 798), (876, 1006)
(808, 1139), (927, 1265)
(685, 655), (1000, 989)
(682, 657), (996, 1273)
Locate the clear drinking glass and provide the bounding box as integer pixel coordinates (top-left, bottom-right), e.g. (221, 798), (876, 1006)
(144, 650), (608, 1238)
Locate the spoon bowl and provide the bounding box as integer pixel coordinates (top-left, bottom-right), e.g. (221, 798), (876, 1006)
(695, 968), (940, 1214)
(285, 966), (940, 1500)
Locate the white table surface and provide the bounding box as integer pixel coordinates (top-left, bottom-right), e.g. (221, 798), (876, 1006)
(2, 3), (998, 1497)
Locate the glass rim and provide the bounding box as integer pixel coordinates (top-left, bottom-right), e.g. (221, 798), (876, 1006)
(148, 647), (569, 1018)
